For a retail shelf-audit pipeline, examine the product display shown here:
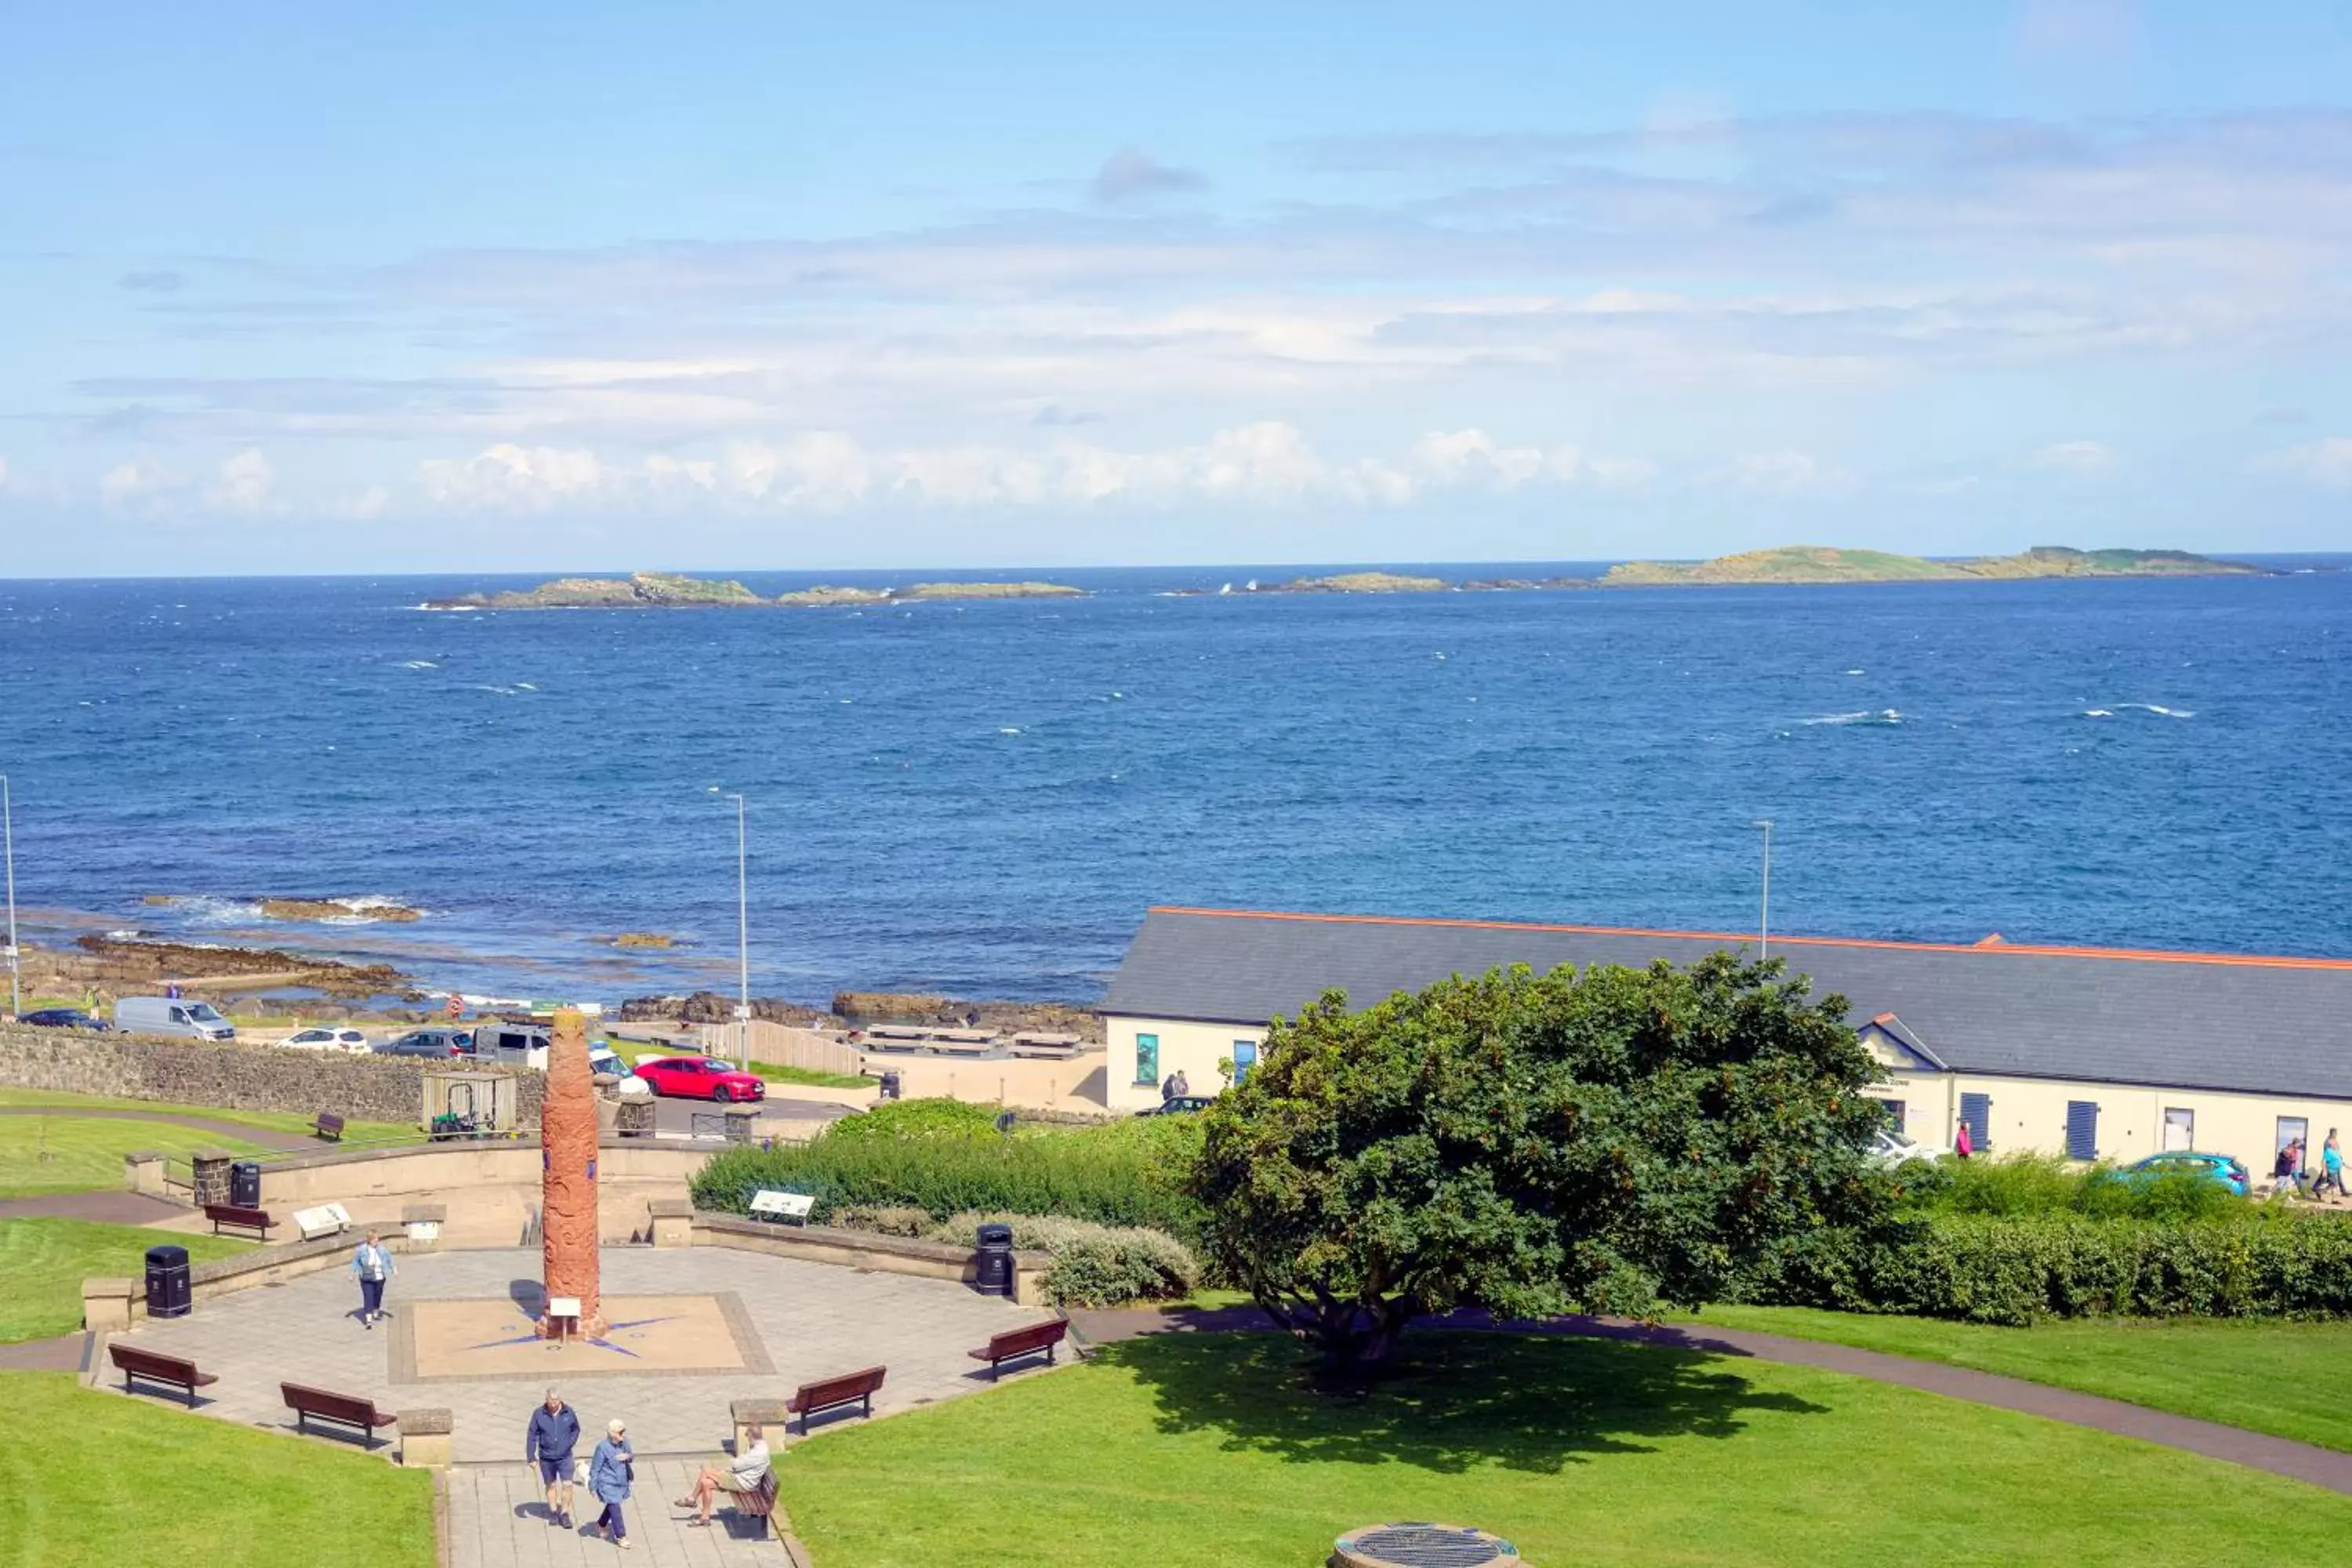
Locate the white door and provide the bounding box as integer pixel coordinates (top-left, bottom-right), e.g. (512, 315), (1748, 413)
(2162, 1107), (2194, 1152)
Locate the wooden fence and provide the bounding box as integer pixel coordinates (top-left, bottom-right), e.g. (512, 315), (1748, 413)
(695, 1019), (866, 1078)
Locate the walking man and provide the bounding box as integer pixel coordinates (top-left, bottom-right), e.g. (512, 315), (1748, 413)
(527, 1387), (581, 1528)
(350, 1228), (394, 1328)
(677, 1422), (771, 1526)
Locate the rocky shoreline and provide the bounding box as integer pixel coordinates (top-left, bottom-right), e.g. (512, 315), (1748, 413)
(423, 571), (1086, 611)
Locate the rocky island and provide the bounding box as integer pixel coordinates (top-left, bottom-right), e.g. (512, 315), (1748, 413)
(425, 572), (1087, 610)
(1600, 545), (2269, 586)
(1257, 572), (1453, 593)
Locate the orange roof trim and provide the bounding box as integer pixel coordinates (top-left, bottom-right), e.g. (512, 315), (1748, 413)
(1146, 906), (2352, 972)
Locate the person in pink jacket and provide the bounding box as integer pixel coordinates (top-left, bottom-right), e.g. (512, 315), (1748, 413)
(1955, 1121), (1973, 1160)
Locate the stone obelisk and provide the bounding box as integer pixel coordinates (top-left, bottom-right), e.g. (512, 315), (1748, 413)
(538, 1008), (605, 1338)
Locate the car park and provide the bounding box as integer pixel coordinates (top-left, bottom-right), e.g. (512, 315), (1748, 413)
(18, 1007), (111, 1031)
(632, 1054), (766, 1102)
(375, 1028), (473, 1058)
(114, 996), (236, 1040)
(279, 1026), (372, 1054)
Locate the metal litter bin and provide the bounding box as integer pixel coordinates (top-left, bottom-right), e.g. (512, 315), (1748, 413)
(877, 1071), (902, 1102)
(974, 1221), (1014, 1297)
(146, 1243), (193, 1319)
(229, 1160), (262, 1209)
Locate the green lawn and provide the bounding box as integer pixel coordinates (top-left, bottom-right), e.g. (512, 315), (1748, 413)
(0, 1370), (434, 1568)
(627, 1047), (871, 1090)
(0, 1219), (251, 1342)
(0, 1087), (422, 1146)
(781, 1331), (2352, 1566)
(1687, 1303), (2352, 1454)
(0, 1114), (277, 1200)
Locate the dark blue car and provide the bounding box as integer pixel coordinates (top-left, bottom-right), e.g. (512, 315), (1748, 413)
(19, 1007), (111, 1032)
(2121, 1151), (2249, 1196)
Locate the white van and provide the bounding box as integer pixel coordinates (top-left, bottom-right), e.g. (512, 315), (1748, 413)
(115, 996), (237, 1041)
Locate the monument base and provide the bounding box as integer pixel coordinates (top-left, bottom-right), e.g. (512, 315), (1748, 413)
(537, 1312), (609, 1341)
(392, 1294), (771, 1383)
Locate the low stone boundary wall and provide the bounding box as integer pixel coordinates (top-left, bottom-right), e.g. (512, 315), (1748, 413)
(686, 1210), (1052, 1307)
(85, 1230), (418, 1332)
(0, 1025), (542, 1126)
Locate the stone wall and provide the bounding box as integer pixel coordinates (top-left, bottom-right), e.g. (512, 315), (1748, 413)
(0, 1026), (543, 1126)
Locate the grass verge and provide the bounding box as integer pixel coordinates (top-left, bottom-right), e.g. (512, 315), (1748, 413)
(0, 1218), (251, 1342)
(1687, 1302), (2352, 1453)
(782, 1330), (2352, 1566)
(0, 1116), (276, 1200)
(0, 1370), (434, 1567)
(0, 1087), (422, 1145)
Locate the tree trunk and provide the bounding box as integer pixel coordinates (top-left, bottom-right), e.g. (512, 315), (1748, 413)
(1258, 1290), (1418, 1371)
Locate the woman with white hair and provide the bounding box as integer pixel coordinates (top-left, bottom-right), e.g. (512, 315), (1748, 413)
(587, 1417), (634, 1548)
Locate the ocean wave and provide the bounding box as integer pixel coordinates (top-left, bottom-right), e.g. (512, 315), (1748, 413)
(2118, 702), (2195, 719)
(398, 659), (438, 670)
(999, 727), (1023, 735)
(2083, 709), (2114, 718)
(1802, 709), (1903, 727)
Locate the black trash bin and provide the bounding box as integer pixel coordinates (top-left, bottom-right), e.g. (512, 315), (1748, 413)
(973, 1221), (1014, 1297)
(877, 1071), (902, 1102)
(229, 1160), (262, 1210)
(146, 1243), (193, 1319)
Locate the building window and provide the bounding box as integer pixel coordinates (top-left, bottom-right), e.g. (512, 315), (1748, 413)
(2065, 1101), (2099, 1162)
(1232, 1040), (1258, 1085)
(2162, 1106), (2194, 1152)
(1133, 1033), (1159, 1087)
(1958, 1092), (1992, 1152)
(2278, 1116), (2309, 1174)
(1871, 1098), (1905, 1134)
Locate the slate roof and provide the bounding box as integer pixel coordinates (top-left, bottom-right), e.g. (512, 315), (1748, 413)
(1100, 907), (2352, 1102)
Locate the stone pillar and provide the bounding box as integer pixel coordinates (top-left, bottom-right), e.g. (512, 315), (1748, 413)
(538, 1010), (604, 1338)
(648, 1196), (694, 1249)
(395, 1408), (453, 1468)
(724, 1105), (760, 1145)
(401, 1203), (447, 1254)
(191, 1152), (235, 1207)
(730, 1397), (789, 1459)
(84, 1277), (137, 1334)
(124, 1151), (165, 1196)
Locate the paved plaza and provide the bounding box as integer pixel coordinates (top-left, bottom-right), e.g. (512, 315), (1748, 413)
(96, 1244), (1061, 1561)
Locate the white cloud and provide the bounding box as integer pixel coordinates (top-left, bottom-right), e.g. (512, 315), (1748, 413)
(411, 423), (1656, 514)
(2029, 440), (2116, 476)
(206, 449), (275, 511)
(2256, 436), (2352, 489)
(1731, 450), (1856, 496)
(100, 458), (181, 505)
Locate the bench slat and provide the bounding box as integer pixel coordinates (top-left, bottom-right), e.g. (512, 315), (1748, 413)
(784, 1365), (886, 1432)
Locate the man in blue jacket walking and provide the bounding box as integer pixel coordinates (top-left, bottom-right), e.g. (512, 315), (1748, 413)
(526, 1387), (582, 1528)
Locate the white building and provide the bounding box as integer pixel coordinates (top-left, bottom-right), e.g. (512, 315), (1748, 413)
(1098, 906), (2352, 1174)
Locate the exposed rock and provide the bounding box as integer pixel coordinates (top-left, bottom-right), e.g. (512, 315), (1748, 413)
(423, 572), (764, 610)
(74, 935), (417, 1001)
(258, 897), (423, 923)
(1599, 544), (2272, 587)
(1459, 576), (1595, 592)
(898, 581), (1084, 601)
(1264, 572), (1451, 593)
(615, 991), (840, 1027)
(833, 990), (1102, 1043)
(610, 932), (676, 949)
(774, 585), (893, 608)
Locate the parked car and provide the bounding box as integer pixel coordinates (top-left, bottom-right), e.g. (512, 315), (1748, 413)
(587, 1045), (638, 1084)
(114, 996), (236, 1040)
(1865, 1127), (1947, 1169)
(18, 1007), (111, 1032)
(376, 1027), (474, 1058)
(2120, 1151), (2250, 1196)
(632, 1054), (766, 1102)
(279, 1026), (372, 1055)
(1134, 1094), (1219, 1117)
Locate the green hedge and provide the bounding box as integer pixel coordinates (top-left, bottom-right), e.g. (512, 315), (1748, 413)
(1748, 1210), (2352, 1327)
(926, 1213), (1200, 1307)
(690, 1129), (1207, 1241)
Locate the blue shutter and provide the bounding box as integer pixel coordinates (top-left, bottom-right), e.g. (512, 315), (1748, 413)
(1959, 1092), (1992, 1150)
(2065, 1101), (2099, 1161)
(1132, 1033), (1159, 1087)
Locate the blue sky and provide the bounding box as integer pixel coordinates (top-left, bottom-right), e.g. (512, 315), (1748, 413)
(4, 1), (2350, 573)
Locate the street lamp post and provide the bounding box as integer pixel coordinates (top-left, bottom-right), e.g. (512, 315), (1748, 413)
(729, 792), (750, 1074)
(1753, 818), (1774, 961)
(2, 775), (17, 1018)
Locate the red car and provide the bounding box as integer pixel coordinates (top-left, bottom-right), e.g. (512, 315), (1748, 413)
(632, 1054), (767, 1103)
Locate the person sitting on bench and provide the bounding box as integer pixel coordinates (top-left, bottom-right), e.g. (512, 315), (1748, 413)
(676, 1424), (771, 1526)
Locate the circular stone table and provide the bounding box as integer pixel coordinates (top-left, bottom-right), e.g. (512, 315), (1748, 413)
(1332, 1523), (1524, 1567)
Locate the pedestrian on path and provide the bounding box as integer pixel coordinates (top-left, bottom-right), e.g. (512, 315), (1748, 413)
(2275, 1139), (2308, 1196)
(350, 1229), (394, 1328)
(526, 1387), (580, 1529)
(2319, 1130), (2347, 1201)
(1955, 1120), (1973, 1160)
(589, 1417), (634, 1549)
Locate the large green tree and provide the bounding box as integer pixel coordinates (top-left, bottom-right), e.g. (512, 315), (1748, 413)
(1189, 953), (1889, 1367)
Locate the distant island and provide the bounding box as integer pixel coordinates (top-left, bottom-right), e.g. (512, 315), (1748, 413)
(1599, 545), (2270, 586)
(423, 572), (1086, 610)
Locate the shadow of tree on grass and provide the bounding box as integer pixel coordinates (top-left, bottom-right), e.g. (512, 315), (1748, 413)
(1096, 1330), (1827, 1475)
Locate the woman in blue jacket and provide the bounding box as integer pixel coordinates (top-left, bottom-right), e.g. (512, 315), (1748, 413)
(589, 1417), (633, 1548)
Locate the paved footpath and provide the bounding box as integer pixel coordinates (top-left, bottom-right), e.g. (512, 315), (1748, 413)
(446, 1457), (788, 1567)
(1069, 1303), (2352, 1497)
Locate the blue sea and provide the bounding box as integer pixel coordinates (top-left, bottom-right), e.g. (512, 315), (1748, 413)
(1, 561), (2347, 1006)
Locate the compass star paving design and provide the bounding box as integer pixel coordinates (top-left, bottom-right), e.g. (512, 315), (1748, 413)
(391, 1293), (773, 1383)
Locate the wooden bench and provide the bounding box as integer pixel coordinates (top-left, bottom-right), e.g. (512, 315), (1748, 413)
(735, 1471), (779, 1526)
(110, 1343), (218, 1406)
(281, 1381), (398, 1447)
(311, 1112), (345, 1142)
(967, 1318), (1069, 1380)
(203, 1203), (277, 1240)
(785, 1365), (885, 1433)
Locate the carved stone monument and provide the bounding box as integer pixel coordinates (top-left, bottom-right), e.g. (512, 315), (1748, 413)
(538, 1009), (605, 1338)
